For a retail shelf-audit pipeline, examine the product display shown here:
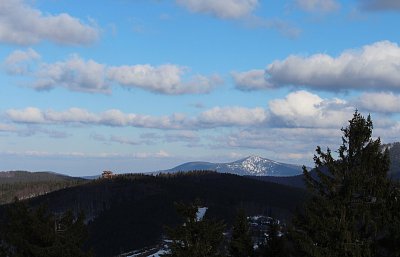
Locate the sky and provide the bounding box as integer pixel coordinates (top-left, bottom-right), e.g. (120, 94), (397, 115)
(1, 0), (400, 176)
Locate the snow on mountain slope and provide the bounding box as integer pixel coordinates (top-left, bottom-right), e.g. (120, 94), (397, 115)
(159, 155), (303, 177)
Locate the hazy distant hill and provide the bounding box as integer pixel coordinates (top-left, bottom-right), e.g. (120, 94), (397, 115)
(158, 155), (304, 177)
(2, 171), (307, 257)
(0, 170), (87, 204)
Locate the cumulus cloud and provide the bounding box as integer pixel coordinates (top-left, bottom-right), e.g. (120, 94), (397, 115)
(269, 90), (353, 128)
(107, 64), (222, 95)
(264, 41), (400, 91)
(3, 48), (40, 75)
(6, 107), (47, 123)
(33, 55), (109, 94)
(0, 0), (99, 45)
(232, 69), (272, 91)
(295, 0), (340, 12)
(7, 53), (221, 95)
(7, 91), (393, 136)
(6, 105), (269, 130)
(198, 106), (268, 127)
(359, 0), (400, 11)
(356, 92), (400, 113)
(175, 0), (258, 19)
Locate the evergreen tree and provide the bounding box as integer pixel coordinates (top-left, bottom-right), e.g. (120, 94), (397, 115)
(0, 199), (91, 257)
(291, 111), (399, 257)
(264, 219), (286, 257)
(229, 209), (253, 257)
(163, 202), (225, 257)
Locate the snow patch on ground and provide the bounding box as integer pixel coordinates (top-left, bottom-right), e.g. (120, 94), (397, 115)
(147, 249), (168, 257)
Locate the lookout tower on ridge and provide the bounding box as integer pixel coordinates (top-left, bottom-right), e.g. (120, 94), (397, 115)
(101, 170), (114, 179)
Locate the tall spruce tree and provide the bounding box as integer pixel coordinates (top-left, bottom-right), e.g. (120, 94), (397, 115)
(163, 202), (225, 257)
(229, 209), (253, 257)
(291, 111), (399, 257)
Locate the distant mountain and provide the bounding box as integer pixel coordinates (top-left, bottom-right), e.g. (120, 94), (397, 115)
(0, 170), (87, 204)
(0, 170), (80, 184)
(158, 155), (304, 177)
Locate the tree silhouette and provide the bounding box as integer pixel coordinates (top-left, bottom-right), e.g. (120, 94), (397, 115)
(163, 202), (225, 257)
(291, 111), (400, 257)
(0, 199), (91, 257)
(229, 209), (253, 257)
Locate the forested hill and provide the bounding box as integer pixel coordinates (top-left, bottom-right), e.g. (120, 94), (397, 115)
(2, 171), (307, 257)
(0, 171), (87, 204)
(0, 170), (82, 183)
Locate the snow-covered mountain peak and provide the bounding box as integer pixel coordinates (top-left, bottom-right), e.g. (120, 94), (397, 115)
(228, 155), (280, 175)
(161, 155), (304, 177)
(242, 155), (263, 162)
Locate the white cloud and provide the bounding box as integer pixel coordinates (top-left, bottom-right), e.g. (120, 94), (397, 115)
(356, 92), (400, 113)
(91, 134), (153, 145)
(33, 55), (109, 94)
(1, 150), (171, 159)
(3, 48), (40, 75)
(8, 53), (221, 95)
(232, 69), (273, 91)
(0, 0), (99, 45)
(6, 105), (268, 130)
(359, 0), (400, 11)
(199, 106), (267, 127)
(269, 90), (352, 128)
(175, 0), (300, 38)
(7, 91), (395, 134)
(376, 121), (400, 143)
(45, 108), (99, 123)
(6, 107), (187, 129)
(264, 41), (400, 91)
(295, 0), (340, 12)
(107, 64), (222, 95)
(175, 0), (259, 19)
(6, 107), (46, 123)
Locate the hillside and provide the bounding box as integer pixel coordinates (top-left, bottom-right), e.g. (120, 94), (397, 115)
(159, 155), (304, 176)
(0, 171), (87, 205)
(1, 171), (307, 257)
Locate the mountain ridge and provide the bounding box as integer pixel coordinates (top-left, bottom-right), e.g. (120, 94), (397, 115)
(157, 155), (304, 177)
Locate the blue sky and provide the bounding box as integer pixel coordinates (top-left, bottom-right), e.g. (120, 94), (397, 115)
(1, 0), (400, 176)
